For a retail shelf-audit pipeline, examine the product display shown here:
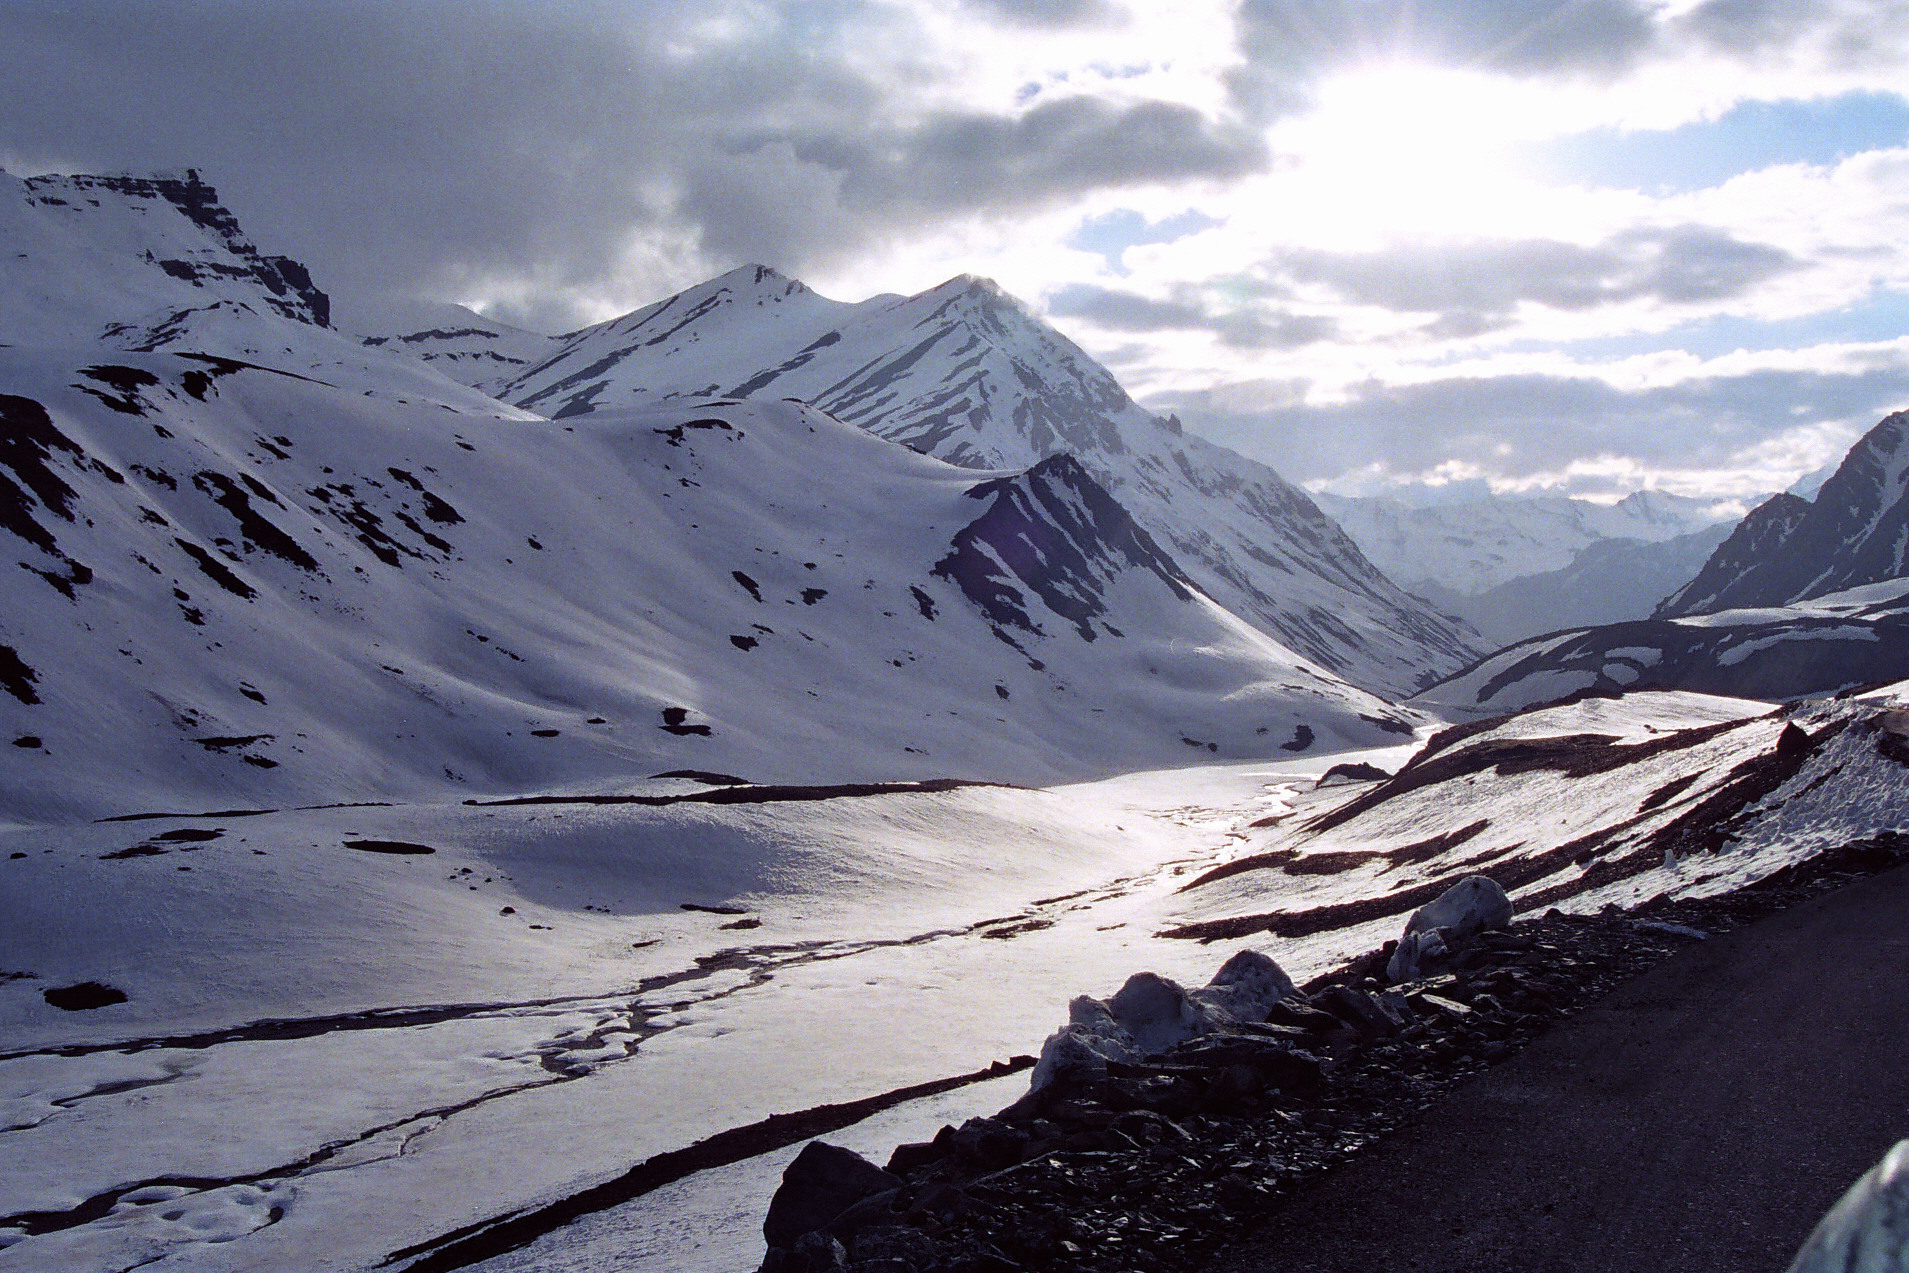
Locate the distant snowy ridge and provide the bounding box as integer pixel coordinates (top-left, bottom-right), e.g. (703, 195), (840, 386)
(1315, 488), (1738, 599)
(393, 264), (1484, 698)
(361, 302), (553, 383)
(1412, 578), (1909, 719)
(1659, 411), (1909, 618)
(1411, 524), (1735, 648)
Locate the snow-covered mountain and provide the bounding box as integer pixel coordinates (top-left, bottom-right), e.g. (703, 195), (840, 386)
(360, 302), (553, 385)
(1658, 411), (1909, 618)
(392, 265), (1483, 698)
(1315, 488), (1738, 600)
(1398, 412), (1909, 718)
(0, 174), (1418, 822)
(0, 168), (328, 341)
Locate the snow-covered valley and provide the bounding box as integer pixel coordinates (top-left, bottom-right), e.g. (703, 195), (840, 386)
(1, 755), (1411, 1272)
(10, 681), (1907, 1273)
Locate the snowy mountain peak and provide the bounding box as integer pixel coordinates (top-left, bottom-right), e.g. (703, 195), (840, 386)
(1656, 410), (1909, 617)
(428, 267), (1484, 694)
(922, 271), (1015, 309)
(706, 261), (813, 300)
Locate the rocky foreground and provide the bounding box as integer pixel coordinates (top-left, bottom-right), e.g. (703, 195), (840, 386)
(756, 833), (1909, 1273)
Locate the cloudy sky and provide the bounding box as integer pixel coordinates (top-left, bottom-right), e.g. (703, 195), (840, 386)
(3, 1), (1908, 503)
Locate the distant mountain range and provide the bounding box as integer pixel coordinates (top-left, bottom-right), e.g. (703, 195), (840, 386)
(1415, 409), (1909, 717)
(1316, 488), (1743, 645)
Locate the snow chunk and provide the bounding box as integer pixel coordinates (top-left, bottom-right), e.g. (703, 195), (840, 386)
(1189, 949), (1296, 1024)
(1787, 1139), (1909, 1273)
(1107, 972), (1212, 1054)
(1403, 875), (1514, 942)
(1031, 950), (1296, 1091)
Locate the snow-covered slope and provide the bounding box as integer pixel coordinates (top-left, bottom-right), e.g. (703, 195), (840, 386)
(1658, 411), (1909, 618)
(360, 303), (555, 387)
(403, 265), (1483, 698)
(0, 168), (328, 341)
(1411, 578), (1909, 719)
(0, 353), (1417, 822)
(1168, 689), (1909, 943)
(1316, 488), (1737, 599)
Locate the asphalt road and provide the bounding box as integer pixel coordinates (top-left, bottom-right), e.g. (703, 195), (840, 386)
(1212, 862), (1909, 1273)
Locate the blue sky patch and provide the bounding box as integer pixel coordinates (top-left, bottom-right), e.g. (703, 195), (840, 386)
(1531, 91), (1909, 194)
(1070, 208), (1222, 274)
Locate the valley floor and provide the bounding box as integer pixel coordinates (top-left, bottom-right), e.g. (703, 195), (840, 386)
(0, 750), (1416, 1273)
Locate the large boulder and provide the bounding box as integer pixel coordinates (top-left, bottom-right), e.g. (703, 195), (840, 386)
(1190, 949), (1296, 1023)
(1403, 875), (1513, 942)
(763, 1142), (900, 1249)
(1787, 1139), (1909, 1272)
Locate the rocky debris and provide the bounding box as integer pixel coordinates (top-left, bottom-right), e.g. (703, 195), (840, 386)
(764, 1142), (902, 1250)
(754, 833), (1909, 1273)
(1785, 1139), (1909, 1273)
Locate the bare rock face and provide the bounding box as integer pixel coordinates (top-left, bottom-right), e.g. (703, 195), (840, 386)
(1786, 1139), (1909, 1273)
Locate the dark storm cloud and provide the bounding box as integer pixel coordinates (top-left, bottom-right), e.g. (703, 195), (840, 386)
(897, 98), (1265, 202)
(1677, 0), (1909, 65)
(961, 0), (1129, 28)
(0, 1), (1258, 330)
(1272, 226), (1802, 328)
(1047, 282), (1337, 348)
(1160, 365), (1909, 488)
(1228, 0), (1662, 119)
